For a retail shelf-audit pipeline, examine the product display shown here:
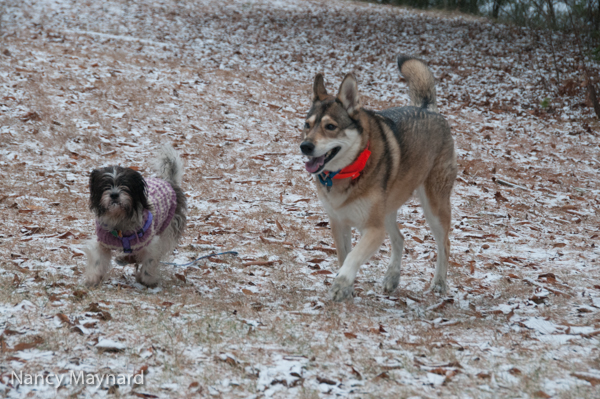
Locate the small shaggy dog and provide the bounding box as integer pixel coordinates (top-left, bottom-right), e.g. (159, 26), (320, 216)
(83, 145), (187, 287)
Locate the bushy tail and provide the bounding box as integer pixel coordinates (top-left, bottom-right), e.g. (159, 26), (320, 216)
(153, 145), (184, 186)
(397, 54), (438, 113)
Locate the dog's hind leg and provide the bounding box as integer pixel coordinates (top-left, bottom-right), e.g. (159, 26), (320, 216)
(136, 236), (165, 287)
(84, 240), (112, 287)
(417, 183), (452, 294)
(331, 226), (386, 301)
(383, 211), (405, 294)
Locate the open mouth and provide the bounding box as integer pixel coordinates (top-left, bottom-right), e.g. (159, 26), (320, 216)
(305, 147), (341, 174)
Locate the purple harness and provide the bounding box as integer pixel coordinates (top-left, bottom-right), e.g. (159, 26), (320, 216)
(109, 211), (153, 253)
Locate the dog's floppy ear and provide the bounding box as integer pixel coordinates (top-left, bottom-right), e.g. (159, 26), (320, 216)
(313, 73), (328, 102)
(89, 169), (104, 212)
(90, 169), (102, 190)
(337, 74), (361, 118)
(127, 169), (150, 212)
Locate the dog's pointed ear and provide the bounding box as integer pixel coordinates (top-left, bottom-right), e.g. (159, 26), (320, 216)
(337, 74), (361, 117)
(313, 73), (328, 101)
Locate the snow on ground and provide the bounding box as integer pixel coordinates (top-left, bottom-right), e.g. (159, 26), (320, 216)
(1, 0), (599, 397)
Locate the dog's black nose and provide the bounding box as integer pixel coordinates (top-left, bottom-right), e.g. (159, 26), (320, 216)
(300, 141), (315, 155)
(110, 193), (119, 200)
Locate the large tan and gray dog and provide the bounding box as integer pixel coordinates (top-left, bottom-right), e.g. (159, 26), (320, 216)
(300, 55), (457, 302)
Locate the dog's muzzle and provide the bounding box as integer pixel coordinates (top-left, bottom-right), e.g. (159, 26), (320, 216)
(304, 146), (341, 174)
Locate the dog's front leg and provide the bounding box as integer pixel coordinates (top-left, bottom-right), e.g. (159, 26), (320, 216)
(83, 240), (112, 287)
(330, 218), (352, 266)
(331, 226), (385, 302)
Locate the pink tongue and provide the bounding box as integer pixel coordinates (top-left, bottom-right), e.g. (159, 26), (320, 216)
(305, 155), (325, 173)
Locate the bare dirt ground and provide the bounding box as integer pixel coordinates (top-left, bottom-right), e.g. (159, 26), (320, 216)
(1, 0), (600, 397)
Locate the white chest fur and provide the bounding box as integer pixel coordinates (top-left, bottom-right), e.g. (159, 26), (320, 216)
(316, 182), (373, 230)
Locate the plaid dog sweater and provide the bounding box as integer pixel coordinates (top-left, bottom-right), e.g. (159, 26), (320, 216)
(96, 178), (177, 253)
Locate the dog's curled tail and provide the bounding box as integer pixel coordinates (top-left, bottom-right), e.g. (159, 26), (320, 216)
(153, 145), (184, 186)
(397, 54), (438, 113)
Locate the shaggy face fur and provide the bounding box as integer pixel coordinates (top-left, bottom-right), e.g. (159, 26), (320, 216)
(89, 166), (150, 231)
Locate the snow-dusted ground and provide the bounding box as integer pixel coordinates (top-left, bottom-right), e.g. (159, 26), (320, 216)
(1, 0), (600, 397)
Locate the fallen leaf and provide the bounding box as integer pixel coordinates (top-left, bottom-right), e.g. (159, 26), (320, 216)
(20, 111), (41, 122)
(57, 231), (75, 239)
(96, 338), (126, 352)
(2, 329), (24, 336)
(494, 191), (508, 202)
(217, 353), (239, 366)
(312, 246), (336, 254)
(73, 290), (87, 299)
(135, 365), (149, 377)
(344, 332), (357, 339)
(509, 368), (522, 375)
(242, 289), (254, 295)
(427, 297), (455, 312)
(538, 273), (557, 284)
(316, 376), (337, 385)
(11, 336), (44, 352)
(86, 302), (112, 320)
(348, 365), (362, 380)
(242, 260), (276, 267)
(372, 372), (389, 381)
(406, 293), (422, 303)
(56, 313), (71, 325)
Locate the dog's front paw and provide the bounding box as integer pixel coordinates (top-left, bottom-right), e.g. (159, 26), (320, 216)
(136, 269), (159, 288)
(85, 274), (104, 288)
(330, 276), (354, 302)
(382, 270), (400, 294)
(427, 276), (448, 294)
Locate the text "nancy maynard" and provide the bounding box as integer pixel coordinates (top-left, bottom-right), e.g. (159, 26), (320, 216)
(11, 371), (145, 387)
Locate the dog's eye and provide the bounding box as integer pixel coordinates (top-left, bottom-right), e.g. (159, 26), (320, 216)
(304, 122), (310, 129)
(325, 124), (337, 131)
